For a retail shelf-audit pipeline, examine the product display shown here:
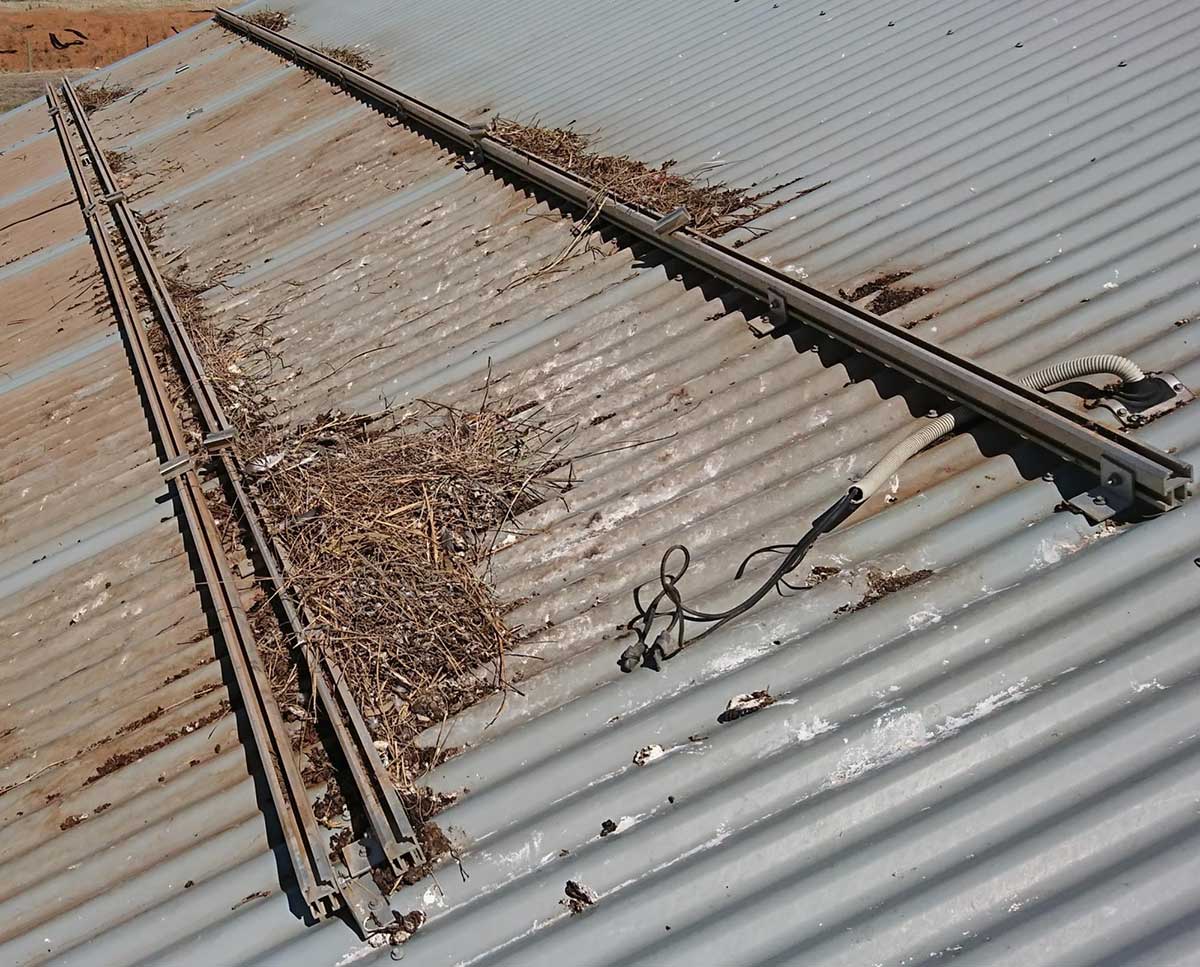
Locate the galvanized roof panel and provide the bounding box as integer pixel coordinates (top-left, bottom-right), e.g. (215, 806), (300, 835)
(0, 100), (272, 967)
(2, 3), (1198, 964)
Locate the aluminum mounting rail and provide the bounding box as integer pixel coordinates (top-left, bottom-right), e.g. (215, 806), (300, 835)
(58, 77), (424, 932)
(48, 84), (340, 921)
(215, 6), (1192, 516)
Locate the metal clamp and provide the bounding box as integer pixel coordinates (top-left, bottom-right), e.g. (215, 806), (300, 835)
(159, 454), (194, 480)
(339, 839), (395, 935)
(82, 189), (128, 217)
(203, 427), (237, 449)
(653, 207), (691, 235)
(1067, 454), (1136, 523)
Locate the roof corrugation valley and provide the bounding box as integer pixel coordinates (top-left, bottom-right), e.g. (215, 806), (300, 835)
(1, 1), (1198, 964)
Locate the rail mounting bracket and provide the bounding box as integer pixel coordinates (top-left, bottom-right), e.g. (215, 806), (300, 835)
(1067, 454), (1135, 523)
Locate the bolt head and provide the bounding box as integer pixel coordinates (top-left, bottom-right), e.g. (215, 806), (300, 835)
(1092, 494), (1107, 505)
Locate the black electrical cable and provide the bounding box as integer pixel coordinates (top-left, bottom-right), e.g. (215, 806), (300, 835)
(619, 489), (860, 672)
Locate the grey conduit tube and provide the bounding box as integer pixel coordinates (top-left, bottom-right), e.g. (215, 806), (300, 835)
(852, 354), (1149, 503)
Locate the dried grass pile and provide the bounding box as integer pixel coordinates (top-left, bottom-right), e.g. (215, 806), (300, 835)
(315, 44), (372, 72)
(243, 8), (291, 31)
(244, 400), (571, 787)
(75, 80), (132, 115)
(492, 117), (820, 236)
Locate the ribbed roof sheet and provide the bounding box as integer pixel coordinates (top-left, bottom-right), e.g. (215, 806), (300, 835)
(2, 1), (1199, 963)
(0, 95), (272, 967)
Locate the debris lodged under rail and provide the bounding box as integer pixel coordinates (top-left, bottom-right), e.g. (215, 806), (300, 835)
(241, 401), (572, 790)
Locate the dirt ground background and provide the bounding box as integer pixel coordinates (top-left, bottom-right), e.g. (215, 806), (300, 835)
(1, 3), (210, 109)
(0, 65), (87, 108)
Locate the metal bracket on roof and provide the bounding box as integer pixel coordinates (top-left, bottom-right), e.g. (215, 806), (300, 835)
(203, 427), (236, 450)
(1068, 454), (1135, 523)
(339, 838), (398, 936)
(159, 453), (193, 480)
(654, 206), (691, 235)
(82, 189), (127, 217)
(767, 289), (788, 330)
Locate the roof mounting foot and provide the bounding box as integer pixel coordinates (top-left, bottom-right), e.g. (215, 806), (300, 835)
(1067, 454), (1135, 523)
(159, 454), (193, 480)
(1093, 371), (1193, 428)
(339, 837), (398, 937)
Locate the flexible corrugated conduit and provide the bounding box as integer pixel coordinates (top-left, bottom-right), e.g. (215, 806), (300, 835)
(851, 354), (1147, 503)
(622, 354), (1152, 672)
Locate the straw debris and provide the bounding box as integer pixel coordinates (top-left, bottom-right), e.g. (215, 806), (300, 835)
(315, 45), (372, 72)
(243, 8), (291, 31)
(242, 398), (572, 788)
(492, 117), (824, 236)
(75, 80), (132, 115)
(105, 149), (134, 175)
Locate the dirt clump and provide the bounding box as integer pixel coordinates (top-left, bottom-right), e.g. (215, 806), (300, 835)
(562, 879), (597, 914)
(835, 568), (934, 614)
(809, 564), (842, 584)
(840, 272), (930, 316)
(83, 703), (229, 785)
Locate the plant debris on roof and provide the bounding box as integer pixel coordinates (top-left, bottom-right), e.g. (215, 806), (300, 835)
(315, 44), (371, 72)
(243, 399), (573, 789)
(75, 79), (132, 115)
(492, 117), (820, 236)
(242, 8), (291, 31)
(104, 148), (133, 175)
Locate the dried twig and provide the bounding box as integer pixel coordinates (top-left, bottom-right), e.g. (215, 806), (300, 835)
(492, 118), (819, 235)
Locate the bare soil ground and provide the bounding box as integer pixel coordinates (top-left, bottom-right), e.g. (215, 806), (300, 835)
(0, 5), (210, 73)
(0, 65), (86, 110)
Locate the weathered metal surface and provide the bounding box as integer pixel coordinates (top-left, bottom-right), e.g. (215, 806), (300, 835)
(0, 94), (260, 967)
(61, 71), (426, 889)
(54, 79), (341, 921)
(2, 3), (1199, 964)
(217, 6), (1192, 515)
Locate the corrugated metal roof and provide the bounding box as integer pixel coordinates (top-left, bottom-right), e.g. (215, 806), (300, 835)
(0, 99), (276, 967)
(3, 1), (1199, 963)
